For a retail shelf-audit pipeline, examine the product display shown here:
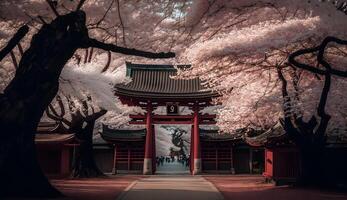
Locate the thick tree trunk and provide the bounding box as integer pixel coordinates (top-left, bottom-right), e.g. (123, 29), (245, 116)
(0, 12), (86, 198)
(72, 121), (104, 178)
(0, 9), (173, 197)
(0, 83), (62, 197)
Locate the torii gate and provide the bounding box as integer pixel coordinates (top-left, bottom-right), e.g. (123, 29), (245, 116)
(115, 62), (219, 175)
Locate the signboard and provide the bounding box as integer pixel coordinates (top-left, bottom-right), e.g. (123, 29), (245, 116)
(166, 103), (179, 115)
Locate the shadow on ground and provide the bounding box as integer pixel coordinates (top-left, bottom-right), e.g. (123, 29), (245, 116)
(205, 175), (347, 200)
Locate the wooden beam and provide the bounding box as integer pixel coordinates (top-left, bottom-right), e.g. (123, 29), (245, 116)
(130, 114), (216, 120)
(153, 115), (192, 119)
(153, 121), (193, 125)
(199, 121), (217, 125)
(129, 121), (146, 125)
(129, 120), (216, 125)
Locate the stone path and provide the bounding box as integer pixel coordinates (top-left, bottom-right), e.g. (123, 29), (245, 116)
(156, 160), (189, 175)
(116, 176), (224, 200)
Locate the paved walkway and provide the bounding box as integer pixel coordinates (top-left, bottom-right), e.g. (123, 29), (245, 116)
(116, 176), (224, 200)
(156, 160), (189, 175)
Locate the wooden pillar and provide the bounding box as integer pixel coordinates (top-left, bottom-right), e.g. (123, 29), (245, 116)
(215, 146), (218, 171)
(190, 125), (194, 174)
(112, 145), (117, 174)
(152, 125), (156, 174)
(249, 148), (253, 174)
(193, 103), (201, 175)
(60, 146), (70, 176)
(128, 146), (131, 171)
(230, 146), (235, 174)
(143, 101), (153, 175)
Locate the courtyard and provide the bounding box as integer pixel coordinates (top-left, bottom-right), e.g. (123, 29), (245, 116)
(0, 0), (347, 199)
(42, 175), (347, 200)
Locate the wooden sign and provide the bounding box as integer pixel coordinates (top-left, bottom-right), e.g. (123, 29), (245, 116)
(166, 103), (179, 115)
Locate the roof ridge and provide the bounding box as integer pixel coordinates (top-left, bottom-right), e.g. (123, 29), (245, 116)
(126, 61), (190, 70)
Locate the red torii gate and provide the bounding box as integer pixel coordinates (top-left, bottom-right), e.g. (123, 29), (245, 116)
(115, 62), (219, 175)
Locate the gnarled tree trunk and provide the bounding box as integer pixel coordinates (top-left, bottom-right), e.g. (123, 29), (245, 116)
(0, 12), (84, 197)
(72, 121), (104, 177)
(71, 110), (107, 178)
(0, 9), (174, 197)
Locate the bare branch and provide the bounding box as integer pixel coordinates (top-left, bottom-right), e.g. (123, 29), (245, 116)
(81, 100), (89, 116)
(38, 16), (47, 24)
(46, 103), (72, 127)
(289, 36), (347, 77)
(115, 0), (126, 46)
(85, 38), (175, 59)
(84, 48), (88, 64)
(85, 109), (107, 122)
(0, 25), (29, 62)
(88, 47), (94, 62)
(17, 43), (24, 56)
(56, 95), (65, 117)
(101, 51), (112, 72)
(92, 0), (115, 27)
(76, 0), (87, 11)
(46, 105), (62, 121)
(10, 51), (18, 69)
(45, 0), (60, 17)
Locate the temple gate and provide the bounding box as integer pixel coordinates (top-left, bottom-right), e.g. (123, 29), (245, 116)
(100, 62), (264, 175)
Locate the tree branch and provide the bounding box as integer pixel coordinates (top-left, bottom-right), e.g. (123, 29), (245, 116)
(289, 36), (347, 77)
(81, 100), (89, 116)
(85, 109), (107, 122)
(45, 0), (60, 17)
(277, 67), (301, 141)
(0, 25), (29, 62)
(84, 48), (88, 64)
(88, 47), (94, 62)
(10, 51), (18, 69)
(85, 38), (175, 59)
(116, 0), (126, 46)
(17, 43), (24, 56)
(56, 95), (65, 117)
(46, 105), (62, 122)
(76, 0), (87, 11)
(101, 51), (112, 72)
(315, 67), (331, 136)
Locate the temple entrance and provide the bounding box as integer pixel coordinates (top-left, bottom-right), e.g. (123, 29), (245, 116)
(98, 63), (265, 175)
(155, 125), (191, 174)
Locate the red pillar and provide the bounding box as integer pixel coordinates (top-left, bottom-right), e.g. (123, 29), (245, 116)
(215, 146), (218, 171)
(193, 103), (201, 175)
(190, 125), (194, 173)
(127, 146), (131, 171)
(230, 146), (235, 174)
(60, 146), (70, 176)
(143, 101), (153, 175)
(152, 125), (156, 174)
(112, 145), (117, 174)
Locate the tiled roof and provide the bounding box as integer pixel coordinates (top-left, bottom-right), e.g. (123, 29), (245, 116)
(35, 134), (75, 144)
(200, 129), (242, 141)
(36, 122), (60, 133)
(114, 62), (218, 99)
(100, 124), (146, 141)
(244, 121), (287, 147)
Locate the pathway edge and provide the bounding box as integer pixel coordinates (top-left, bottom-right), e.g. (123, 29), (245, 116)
(202, 177), (225, 200)
(116, 180), (138, 200)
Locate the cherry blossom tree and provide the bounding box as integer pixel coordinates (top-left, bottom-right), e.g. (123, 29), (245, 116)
(0, 1), (175, 197)
(176, 0), (347, 184)
(1, 0), (346, 197)
(44, 59), (120, 177)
